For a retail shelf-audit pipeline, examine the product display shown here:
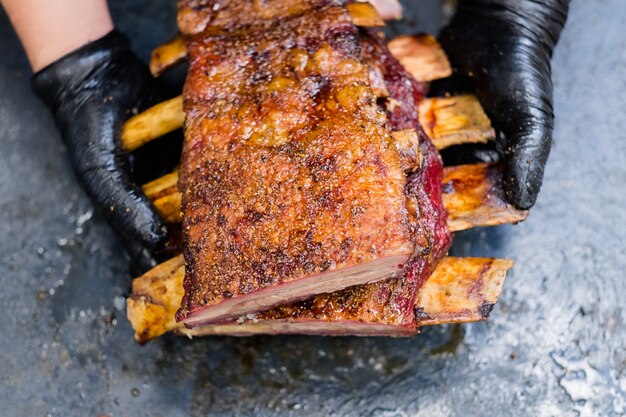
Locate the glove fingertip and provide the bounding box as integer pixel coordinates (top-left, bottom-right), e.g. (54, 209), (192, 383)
(126, 196), (169, 250)
(502, 159), (543, 210)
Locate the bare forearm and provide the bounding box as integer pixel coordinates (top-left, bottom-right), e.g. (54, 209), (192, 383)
(1, 0), (113, 71)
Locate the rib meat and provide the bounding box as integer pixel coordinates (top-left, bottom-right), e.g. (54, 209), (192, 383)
(177, 1), (420, 326)
(202, 30), (452, 335)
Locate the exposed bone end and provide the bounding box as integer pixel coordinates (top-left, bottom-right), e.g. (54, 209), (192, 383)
(142, 171), (179, 201)
(442, 163), (529, 232)
(419, 95), (496, 150)
(141, 162), (181, 224)
(415, 257), (513, 326)
(121, 96), (185, 152)
(366, 0), (403, 20)
(347, 2), (385, 27)
(127, 255), (185, 344)
(150, 35), (187, 77)
(387, 34), (452, 82)
(153, 192), (182, 224)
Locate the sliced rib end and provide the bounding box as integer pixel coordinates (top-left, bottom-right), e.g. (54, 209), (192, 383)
(179, 253), (411, 327)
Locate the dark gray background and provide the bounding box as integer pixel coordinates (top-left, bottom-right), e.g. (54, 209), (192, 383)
(0, 1), (624, 416)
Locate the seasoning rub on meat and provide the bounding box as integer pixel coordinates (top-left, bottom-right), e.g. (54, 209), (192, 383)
(176, 0), (449, 327)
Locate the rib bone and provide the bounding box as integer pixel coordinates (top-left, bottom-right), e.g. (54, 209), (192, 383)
(122, 93), (492, 154)
(419, 95), (496, 150)
(367, 0), (403, 20)
(442, 163), (528, 231)
(346, 2), (385, 26)
(386, 34), (452, 82)
(127, 256), (512, 342)
(149, 35), (187, 77)
(121, 96), (184, 152)
(144, 163), (527, 230)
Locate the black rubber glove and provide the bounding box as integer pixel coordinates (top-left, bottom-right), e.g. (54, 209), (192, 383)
(439, 0), (570, 209)
(32, 30), (168, 272)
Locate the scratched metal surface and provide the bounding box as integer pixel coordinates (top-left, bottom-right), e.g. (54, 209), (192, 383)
(0, 1), (624, 416)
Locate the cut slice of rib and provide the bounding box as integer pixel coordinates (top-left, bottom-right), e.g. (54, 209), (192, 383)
(127, 256), (512, 342)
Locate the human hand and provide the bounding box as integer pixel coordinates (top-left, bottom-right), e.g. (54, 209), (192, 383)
(32, 30), (169, 271)
(438, 0), (570, 209)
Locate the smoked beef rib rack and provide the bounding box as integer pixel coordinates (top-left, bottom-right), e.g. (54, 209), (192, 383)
(122, 1), (527, 343)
